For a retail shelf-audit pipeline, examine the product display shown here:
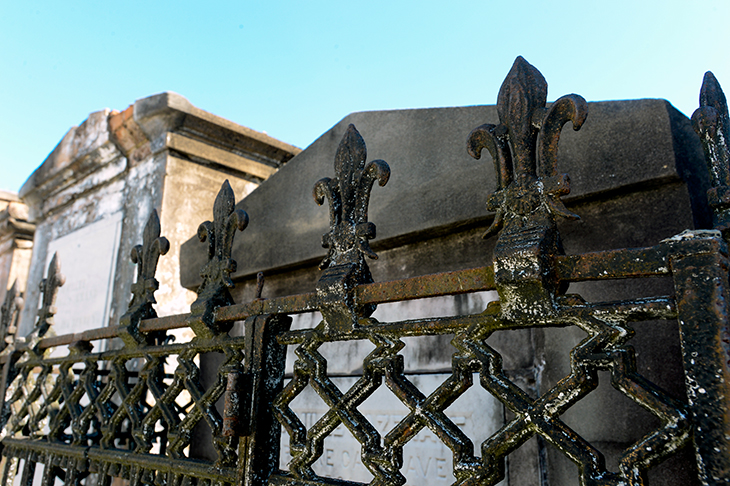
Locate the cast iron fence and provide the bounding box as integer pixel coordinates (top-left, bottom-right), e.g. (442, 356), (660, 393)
(0, 57), (728, 486)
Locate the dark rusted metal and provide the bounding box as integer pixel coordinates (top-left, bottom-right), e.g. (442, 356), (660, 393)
(0, 192), (258, 484)
(0, 281), (23, 459)
(255, 271), (265, 299)
(693, 71), (730, 242)
(26, 252), (65, 352)
(189, 179), (249, 338)
(238, 314), (291, 486)
(119, 209), (170, 347)
(266, 57), (698, 486)
(687, 72), (730, 484)
(0, 57), (728, 486)
(314, 124), (390, 334)
(556, 246), (672, 281)
(669, 236), (730, 483)
(469, 56), (586, 322)
(223, 370), (248, 438)
(0, 281), (22, 352)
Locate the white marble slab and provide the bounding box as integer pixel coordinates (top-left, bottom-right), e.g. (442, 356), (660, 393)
(46, 212), (123, 338)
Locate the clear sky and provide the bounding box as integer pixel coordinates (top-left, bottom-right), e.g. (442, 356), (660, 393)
(1, 1), (728, 193)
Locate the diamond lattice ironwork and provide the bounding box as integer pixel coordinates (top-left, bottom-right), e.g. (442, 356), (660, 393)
(0, 57), (727, 486)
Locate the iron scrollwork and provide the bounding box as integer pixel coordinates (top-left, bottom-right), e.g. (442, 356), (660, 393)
(460, 57), (693, 484)
(0, 57), (728, 486)
(25, 252), (65, 353)
(468, 56), (587, 321)
(119, 209), (170, 347)
(313, 124), (390, 334)
(189, 180), (249, 338)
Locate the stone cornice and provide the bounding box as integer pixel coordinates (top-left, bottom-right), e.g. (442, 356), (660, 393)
(19, 92), (300, 221)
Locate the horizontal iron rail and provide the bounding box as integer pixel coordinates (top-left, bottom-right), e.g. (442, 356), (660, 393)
(13, 335), (249, 367)
(1, 245), (673, 361)
(269, 472), (368, 486)
(1, 438), (237, 483)
(6, 295), (678, 370)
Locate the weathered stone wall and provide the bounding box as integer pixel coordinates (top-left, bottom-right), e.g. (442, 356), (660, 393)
(17, 92), (299, 342)
(0, 191), (34, 317)
(179, 100), (707, 485)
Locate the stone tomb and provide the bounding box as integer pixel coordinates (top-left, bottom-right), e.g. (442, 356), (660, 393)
(181, 99), (707, 485)
(0, 191), (34, 310)
(17, 92), (299, 340)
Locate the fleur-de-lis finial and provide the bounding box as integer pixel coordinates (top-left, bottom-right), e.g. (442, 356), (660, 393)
(692, 71), (730, 240)
(314, 124), (391, 268)
(468, 56), (586, 238)
(119, 210), (170, 347)
(467, 57), (587, 320)
(0, 281), (23, 349)
(189, 180), (248, 338)
(314, 124), (390, 334)
(26, 253), (65, 350)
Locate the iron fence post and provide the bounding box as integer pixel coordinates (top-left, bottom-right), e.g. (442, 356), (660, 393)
(237, 314), (291, 486)
(670, 236), (730, 484)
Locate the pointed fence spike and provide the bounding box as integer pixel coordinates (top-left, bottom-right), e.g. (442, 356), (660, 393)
(314, 124), (390, 335)
(189, 180), (249, 338)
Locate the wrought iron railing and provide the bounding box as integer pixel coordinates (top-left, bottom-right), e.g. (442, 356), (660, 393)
(0, 57), (728, 486)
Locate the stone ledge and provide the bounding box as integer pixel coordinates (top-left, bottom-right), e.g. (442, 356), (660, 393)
(179, 99), (709, 289)
(133, 92), (301, 164)
(165, 132), (277, 180)
(0, 195), (33, 242)
(19, 92), (302, 221)
(19, 110), (117, 216)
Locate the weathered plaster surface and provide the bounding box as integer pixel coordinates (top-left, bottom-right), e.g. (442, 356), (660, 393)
(17, 92), (296, 340)
(157, 155), (258, 318)
(0, 194), (33, 307)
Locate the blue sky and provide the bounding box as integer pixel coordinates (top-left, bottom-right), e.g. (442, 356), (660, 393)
(1, 1), (728, 193)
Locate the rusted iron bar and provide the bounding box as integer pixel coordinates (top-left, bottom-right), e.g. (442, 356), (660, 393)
(2, 439), (237, 483)
(358, 265), (495, 304)
(555, 246), (671, 280)
(237, 314), (291, 486)
(87, 448), (236, 485)
(138, 313), (191, 333)
(685, 70), (730, 484)
(215, 292), (320, 322)
(16, 336), (248, 367)
(22, 247), (675, 353)
(38, 325), (120, 348)
(671, 236), (730, 482)
(269, 473), (359, 486)
(278, 295), (676, 345)
(275, 314), (487, 345)
(26, 314), (189, 350)
(564, 295), (677, 321)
